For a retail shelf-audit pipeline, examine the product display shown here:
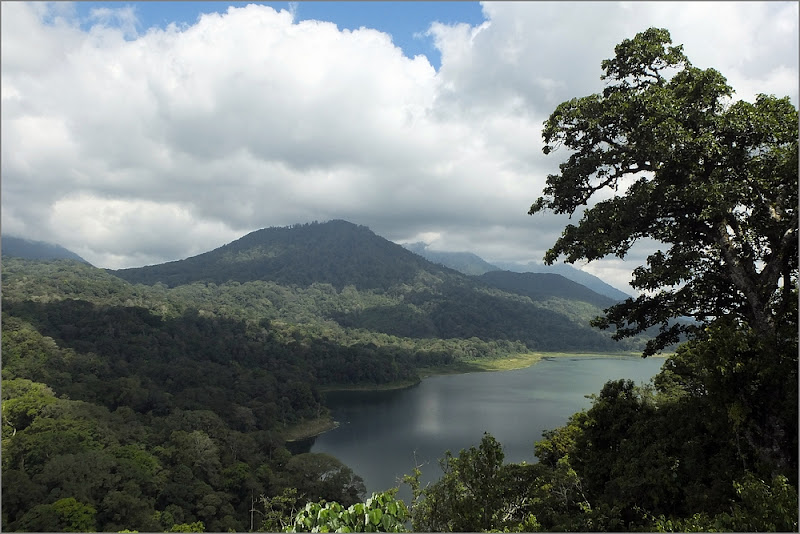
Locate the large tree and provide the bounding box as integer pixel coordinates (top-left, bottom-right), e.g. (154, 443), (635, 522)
(529, 27), (798, 356)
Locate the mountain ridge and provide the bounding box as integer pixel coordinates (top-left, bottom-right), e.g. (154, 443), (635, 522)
(403, 242), (500, 276)
(106, 219), (641, 352)
(2, 235), (90, 264)
(112, 220), (458, 290)
(492, 260), (632, 301)
(477, 270), (616, 309)
(402, 242), (631, 301)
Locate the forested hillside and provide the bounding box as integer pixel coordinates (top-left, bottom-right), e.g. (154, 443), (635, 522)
(113, 221), (450, 290)
(107, 220), (637, 352)
(477, 271), (616, 308)
(0, 239), (640, 531)
(1, 256), (435, 532)
(2, 309), (370, 531)
(492, 260), (632, 301)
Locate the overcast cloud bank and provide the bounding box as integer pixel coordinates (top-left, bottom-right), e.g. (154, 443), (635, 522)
(2, 1), (797, 292)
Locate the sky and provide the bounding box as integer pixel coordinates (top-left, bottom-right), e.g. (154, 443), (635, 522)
(2, 1), (798, 293)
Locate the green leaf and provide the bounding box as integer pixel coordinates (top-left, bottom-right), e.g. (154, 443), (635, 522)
(368, 509), (382, 525)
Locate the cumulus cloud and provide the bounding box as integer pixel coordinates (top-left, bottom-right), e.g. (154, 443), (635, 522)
(1, 1), (797, 292)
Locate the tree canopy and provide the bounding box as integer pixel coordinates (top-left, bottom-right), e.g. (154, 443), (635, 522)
(528, 26), (797, 515)
(529, 27), (798, 356)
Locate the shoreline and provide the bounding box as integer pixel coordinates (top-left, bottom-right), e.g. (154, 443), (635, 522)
(418, 350), (663, 378)
(319, 376), (422, 393)
(282, 415), (340, 442)
(328, 350), (667, 389)
(286, 351), (670, 441)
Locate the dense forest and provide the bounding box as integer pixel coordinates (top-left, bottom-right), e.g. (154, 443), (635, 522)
(1, 231), (637, 532)
(3, 27), (798, 533)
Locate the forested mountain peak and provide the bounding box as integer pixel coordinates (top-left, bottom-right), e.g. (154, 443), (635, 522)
(111, 220), (456, 289)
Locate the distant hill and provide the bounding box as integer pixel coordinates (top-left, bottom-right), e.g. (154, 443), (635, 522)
(398, 243), (630, 301)
(1, 236), (89, 264)
(403, 242), (500, 275)
(492, 260), (632, 301)
(477, 271), (616, 309)
(113, 220), (455, 290)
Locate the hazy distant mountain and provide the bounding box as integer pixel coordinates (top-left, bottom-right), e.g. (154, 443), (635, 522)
(492, 260), (632, 301)
(113, 220), (456, 290)
(2, 236), (89, 264)
(477, 271), (616, 309)
(399, 243), (630, 301)
(403, 242), (500, 275)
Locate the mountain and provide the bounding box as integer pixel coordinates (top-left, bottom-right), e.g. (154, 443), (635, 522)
(398, 243), (630, 301)
(110, 220), (641, 352)
(113, 220), (455, 290)
(403, 242), (500, 275)
(492, 260), (632, 301)
(477, 270), (616, 309)
(2, 235), (89, 264)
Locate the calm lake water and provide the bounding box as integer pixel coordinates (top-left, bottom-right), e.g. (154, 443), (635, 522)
(304, 356), (665, 503)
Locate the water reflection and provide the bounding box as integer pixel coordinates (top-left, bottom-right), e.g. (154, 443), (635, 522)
(416, 388), (442, 435)
(312, 356), (665, 500)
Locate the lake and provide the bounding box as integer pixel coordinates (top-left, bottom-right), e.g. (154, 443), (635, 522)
(303, 355), (665, 503)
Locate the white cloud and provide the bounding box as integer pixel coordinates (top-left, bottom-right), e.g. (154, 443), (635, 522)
(48, 193), (241, 268)
(1, 1), (796, 295)
(88, 4), (140, 39)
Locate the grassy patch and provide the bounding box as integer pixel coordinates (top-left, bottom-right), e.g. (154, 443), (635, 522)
(282, 415), (339, 442)
(419, 350), (659, 378)
(418, 352), (544, 377)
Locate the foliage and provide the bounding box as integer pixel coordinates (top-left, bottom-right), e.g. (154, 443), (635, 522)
(279, 454), (366, 507)
(261, 488), (303, 532)
(168, 521), (206, 532)
(406, 433), (546, 532)
(649, 473), (799, 532)
(2, 378), (57, 437)
(655, 320), (797, 482)
(0, 300), (376, 533)
(714, 473), (798, 532)
(529, 27), (798, 356)
(12, 497), (97, 532)
(287, 490), (410, 533)
(523, 26), (798, 531)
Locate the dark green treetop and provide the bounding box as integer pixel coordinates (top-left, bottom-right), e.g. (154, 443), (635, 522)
(530, 27), (798, 355)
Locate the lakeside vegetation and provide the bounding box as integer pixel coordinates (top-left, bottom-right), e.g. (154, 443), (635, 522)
(0, 250), (642, 532)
